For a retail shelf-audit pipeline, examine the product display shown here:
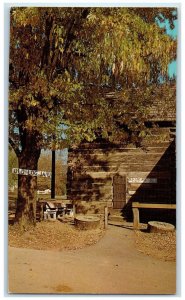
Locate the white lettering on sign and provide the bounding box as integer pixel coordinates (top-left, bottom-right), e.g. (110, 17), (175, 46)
(12, 168), (52, 178)
(128, 178), (157, 184)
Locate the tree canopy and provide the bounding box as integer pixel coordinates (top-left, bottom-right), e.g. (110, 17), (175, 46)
(8, 7), (177, 226)
(9, 7), (177, 152)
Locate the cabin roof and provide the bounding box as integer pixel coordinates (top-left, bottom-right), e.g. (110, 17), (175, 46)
(105, 83), (176, 122)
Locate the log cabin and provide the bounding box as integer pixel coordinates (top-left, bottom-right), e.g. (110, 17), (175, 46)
(67, 85), (176, 223)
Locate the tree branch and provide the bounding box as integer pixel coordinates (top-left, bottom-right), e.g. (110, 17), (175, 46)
(9, 137), (21, 157)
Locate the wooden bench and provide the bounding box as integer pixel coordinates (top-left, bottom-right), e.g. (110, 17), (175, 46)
(132, 202), (176, 229)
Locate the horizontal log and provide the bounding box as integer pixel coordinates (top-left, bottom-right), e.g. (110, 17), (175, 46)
(69, 164), (173, 175)
(81, 166), (120, 172)
(68, 171), (173, 183)
(70, 186), (112, 193)
(70, 145), (174, 154)
(127, 188), (172, 194)
(67, 189), (112, 195)
(69, 142), (131, 150)
(82, 171), (173, 179)
(73, 159), (174, 168)
(69, 151), (171, 159)
(74, 172), (115, 179)
(70, 180), (113, 188)
(127, 171), (172, 178)
(141, 141), (174, 147)
(67, 172), (173, 189)
(125, 166), (174, 173)
(67, 178), (113, 185)
(127, 190), (173, 197)
(127, 182), (173, 189)
(67, 185), (172, 199)
(72, 164), (175, 174)
(127, 191), (172, 199)
(126, 195), (172, 203)
(68, 138), (173, 151)
(69, 148), (143, 154)
(68, 190), (112, 197)
(92, 181), (112, 186)
(68, 145), (175, 155)
(68, 194), (112, 202)
(68, 182), (112, 190)
(69, 158), (173, 168)
(146, 128), (171, 134)
(132, 202), (176, 209)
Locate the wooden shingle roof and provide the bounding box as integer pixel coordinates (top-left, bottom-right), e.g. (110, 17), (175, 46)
(105, 83), (176, 122)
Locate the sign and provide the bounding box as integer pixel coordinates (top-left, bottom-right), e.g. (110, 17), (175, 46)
(128, 177), (157, 184)
(12, 168), (52, 178)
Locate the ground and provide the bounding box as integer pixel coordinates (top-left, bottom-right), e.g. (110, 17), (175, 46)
(8, 219), (105, 251)
(8, 219), (176, 261)
(8, 219), (176, 295)
(135, 229), (176, 261)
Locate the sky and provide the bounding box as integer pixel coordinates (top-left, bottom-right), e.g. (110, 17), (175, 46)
(156, 16), (178, 78)
(167, 20), (177, 78)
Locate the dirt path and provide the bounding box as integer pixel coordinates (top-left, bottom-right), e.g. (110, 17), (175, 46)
(8, 225), (176, 295)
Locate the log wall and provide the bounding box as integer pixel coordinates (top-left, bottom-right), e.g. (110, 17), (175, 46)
(67, 126), (176, 209)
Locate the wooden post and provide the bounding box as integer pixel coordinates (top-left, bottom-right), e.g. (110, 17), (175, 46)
(132, 202), (176, 230)
(104, 206), (108, 229)
(132, 207), (140, 230)
(73, 204), (76, 217)
(51, 150), (55, 199)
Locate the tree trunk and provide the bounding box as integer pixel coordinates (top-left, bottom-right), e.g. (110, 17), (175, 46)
(15, 147), (41, 229)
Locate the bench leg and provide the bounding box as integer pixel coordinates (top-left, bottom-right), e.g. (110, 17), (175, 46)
(133, 207), (140, 230)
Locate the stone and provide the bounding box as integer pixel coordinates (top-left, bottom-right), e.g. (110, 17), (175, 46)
(148, 221), (175, 233)
(74, 215), (100, 230)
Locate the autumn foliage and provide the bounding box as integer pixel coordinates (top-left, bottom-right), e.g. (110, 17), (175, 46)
(8, 7), (177, 227)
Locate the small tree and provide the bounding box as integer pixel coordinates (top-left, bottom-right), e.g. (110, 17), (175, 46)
(9, 7), (177, 228)
(37, 153), (51, 192)
(8, 146), (18, 191)
(37, 152), (67, 195)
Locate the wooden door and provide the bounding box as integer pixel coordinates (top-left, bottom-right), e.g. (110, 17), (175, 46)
(113, 174), (126, 209)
